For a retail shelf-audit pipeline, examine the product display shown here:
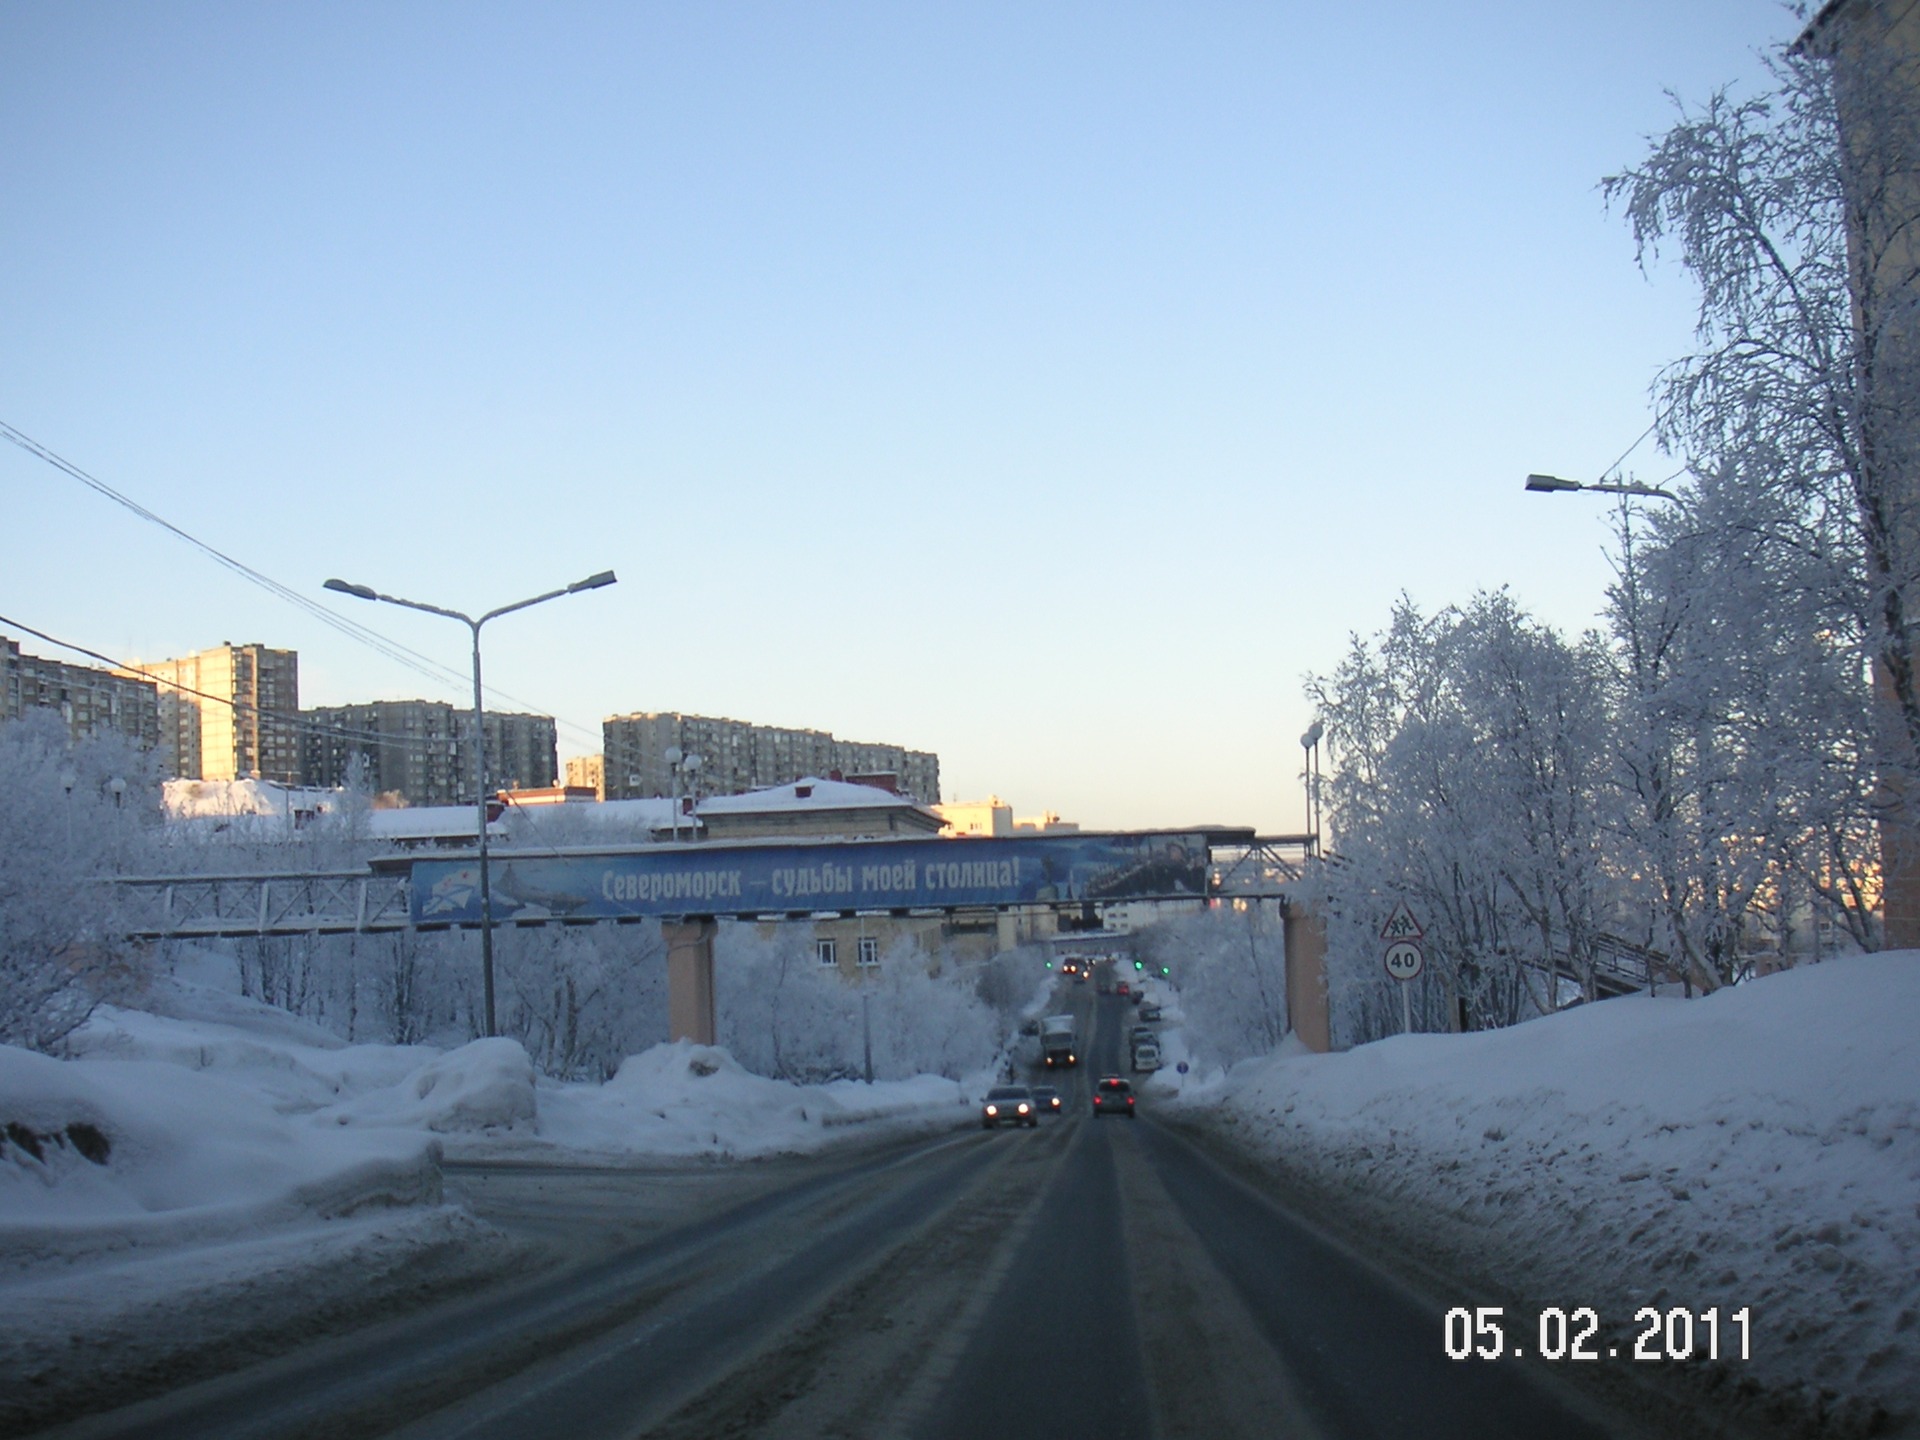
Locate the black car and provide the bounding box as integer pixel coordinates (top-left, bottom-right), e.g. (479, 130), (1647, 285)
(981, 1085), (1039, 1129)
(1030, 1084), (1062, 1115)
(1092, 1075), (1136, 1119)
(1139, 1002), (1162, 1021)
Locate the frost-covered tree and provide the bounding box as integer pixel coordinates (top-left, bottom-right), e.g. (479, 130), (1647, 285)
(715, 925), (1005, 1082)
(1304, 593), (1617, 1035)
(501, 923), (667, 1079)
(0, 712), (159, 1050)
(1604, 46), (1912, 947)
(1132, 903), (1286, 1068)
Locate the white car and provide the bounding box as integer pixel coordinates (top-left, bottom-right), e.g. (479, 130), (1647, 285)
(1131, 1042), (1162, 1074)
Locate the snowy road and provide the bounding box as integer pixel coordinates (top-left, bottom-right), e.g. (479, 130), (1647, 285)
(30, 992), (1669, 1440)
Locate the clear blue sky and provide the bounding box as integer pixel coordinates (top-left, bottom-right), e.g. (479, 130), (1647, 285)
(2, 2), (1793, 832)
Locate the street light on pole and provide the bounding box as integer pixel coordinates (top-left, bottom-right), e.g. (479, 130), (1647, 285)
(1524, 472), (1681, 502)
(1299, 720), (1324, 857)
(664, 745), (683, 843)
(323, 569), (617, 1038)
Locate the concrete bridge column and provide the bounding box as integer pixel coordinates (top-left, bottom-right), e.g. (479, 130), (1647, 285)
(1282, 901), (1331, 1053)
(664, 918), (718, 1045)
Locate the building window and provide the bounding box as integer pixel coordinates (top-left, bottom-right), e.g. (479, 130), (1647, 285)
(857, 937), (880, 968)
(816, 938), (837, 967)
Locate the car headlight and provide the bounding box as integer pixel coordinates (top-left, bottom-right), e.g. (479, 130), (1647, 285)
(1017, 1103), (1029, 1114)
(985, 1105), (998, 1116)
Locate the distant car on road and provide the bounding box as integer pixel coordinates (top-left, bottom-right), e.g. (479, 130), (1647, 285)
(981, 1085), (1038, 1129)
(1131, 1042), (1162, 1074)
(1139, 1002), (1162, 1021)
(1092, 1075), (1136, 1119)
(1031, 1085), (1062, 1115)
(1128, 1024), (1156, 1048)
(1116, 980), (1131, 998)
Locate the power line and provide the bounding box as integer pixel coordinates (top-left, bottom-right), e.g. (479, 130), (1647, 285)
(1, 417), (611, 746)
(1, 614), (542, 765)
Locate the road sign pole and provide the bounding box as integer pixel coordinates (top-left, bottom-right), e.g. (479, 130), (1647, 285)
(1402, 982), (1413, 1035)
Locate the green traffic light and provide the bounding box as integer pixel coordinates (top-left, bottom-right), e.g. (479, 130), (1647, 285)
(1133, 960), (1143, 970)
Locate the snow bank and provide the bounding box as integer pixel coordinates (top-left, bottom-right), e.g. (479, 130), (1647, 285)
(512, 1040), (970, 1161)
(0, 1045), (440, 1272)
(314, 1038), (537, 1133)
(1172, 953), (1920, 1430)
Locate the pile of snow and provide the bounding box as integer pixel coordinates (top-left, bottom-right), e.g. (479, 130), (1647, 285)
(516, 1041), (969, 1161)
(0, 1045), (440, 1272)
(1171, 953), (1920, 1430)
(315, 1038), (537, 1133)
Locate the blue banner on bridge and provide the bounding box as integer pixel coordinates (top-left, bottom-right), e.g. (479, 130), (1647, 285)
(408, 832), (1210, 926)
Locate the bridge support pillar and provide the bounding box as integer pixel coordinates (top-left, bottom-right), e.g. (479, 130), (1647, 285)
(664, 918), (718, 1045)
(1282, 901), (1331, 1053)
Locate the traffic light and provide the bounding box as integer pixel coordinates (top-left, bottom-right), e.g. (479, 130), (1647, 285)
(1159, 965), (1170, 977)
(1133, 959), (1143, 971)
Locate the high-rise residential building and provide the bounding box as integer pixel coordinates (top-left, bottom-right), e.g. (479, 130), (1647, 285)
(122, 643), (300, 783)
(602, 712), (939, 804)
(564, 753), (606, 799)
(2, 634), (160, 750)
(483, 711), (559, 796)
(302, 699), (557, 805)
(302, 700), (464, 804)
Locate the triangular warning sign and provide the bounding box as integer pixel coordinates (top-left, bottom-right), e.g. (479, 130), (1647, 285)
(1380, 902), (1424, 942)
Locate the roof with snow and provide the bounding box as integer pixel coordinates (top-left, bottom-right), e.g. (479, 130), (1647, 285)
(695, 777), (935, 817)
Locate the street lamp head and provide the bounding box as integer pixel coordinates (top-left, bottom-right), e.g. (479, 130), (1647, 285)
(1300, 720), (1325, 749)
(324, 578), (379, 600)
(568, 570), (618, 593)
(665, 746), (682, 766)
(1524, 474), (1583, 494)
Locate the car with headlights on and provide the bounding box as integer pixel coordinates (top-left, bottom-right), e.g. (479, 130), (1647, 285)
(1030, 1084), (1062, 1116)
(1092, 1075), (1136, 1119)
(980, 1085), (1039, 1129)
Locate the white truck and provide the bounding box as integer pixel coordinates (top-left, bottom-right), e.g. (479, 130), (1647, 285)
(1039, 1014), (1079, 1069)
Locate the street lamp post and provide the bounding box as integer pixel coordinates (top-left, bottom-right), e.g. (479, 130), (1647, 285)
(1524, 473), (1680, 502)
(664, 745), (683, 843)
(1299, 720), (1324, 857)
(324, 569), (617, 1038)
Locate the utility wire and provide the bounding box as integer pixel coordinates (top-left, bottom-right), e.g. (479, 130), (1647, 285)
(1, 418), (607, 743)
(2, 613), (537, 763)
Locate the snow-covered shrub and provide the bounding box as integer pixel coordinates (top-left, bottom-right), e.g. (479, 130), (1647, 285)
(715, 925), (1002, 1082)
(498, 923), (668, 1080)
(0, 713), (158, 1051)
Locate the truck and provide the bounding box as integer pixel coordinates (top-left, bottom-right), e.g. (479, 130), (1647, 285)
(1039, 1014), (1079, 1069)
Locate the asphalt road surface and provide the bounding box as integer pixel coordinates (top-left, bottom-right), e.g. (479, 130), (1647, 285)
(36, 986), (1663, 1440)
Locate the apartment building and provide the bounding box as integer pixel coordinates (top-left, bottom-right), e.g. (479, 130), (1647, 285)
(303, 699), (557, 805)
(2, 634), (160, 749)
(601, 711), (940, 804)
(564, 753), (606, 799)
(122, 643), (300, 783)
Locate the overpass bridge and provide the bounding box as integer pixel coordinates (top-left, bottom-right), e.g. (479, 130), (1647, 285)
(112, 828), (1315, 1045)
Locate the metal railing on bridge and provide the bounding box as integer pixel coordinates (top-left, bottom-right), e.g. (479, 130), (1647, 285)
(113, 871), (413, 939)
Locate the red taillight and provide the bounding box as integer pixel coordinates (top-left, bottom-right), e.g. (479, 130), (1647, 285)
(1126, 1097), (1135, 1105)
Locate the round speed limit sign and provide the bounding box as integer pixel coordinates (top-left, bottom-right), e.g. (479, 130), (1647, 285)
(1383, 939), (1425, 982)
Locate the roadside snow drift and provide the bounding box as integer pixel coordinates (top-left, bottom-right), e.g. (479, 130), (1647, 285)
(507, 1041), (971, 1161)
(0, 1044), (441, 1270)
(1171, 953), (1920, 1428)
